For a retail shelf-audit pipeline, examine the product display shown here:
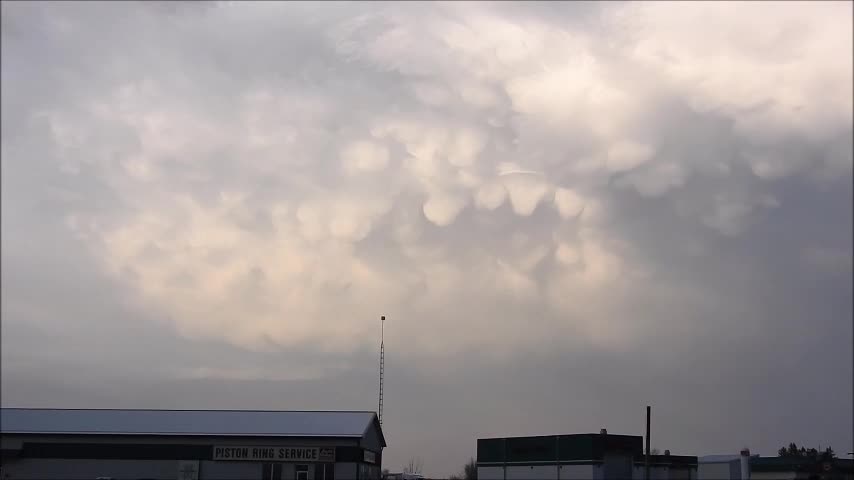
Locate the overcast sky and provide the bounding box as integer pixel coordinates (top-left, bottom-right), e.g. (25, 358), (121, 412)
(1, 1), (852, 476)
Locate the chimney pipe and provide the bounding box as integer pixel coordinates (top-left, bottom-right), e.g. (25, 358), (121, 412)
(740, 448), (751, 480)
(645, 406), (651, 480)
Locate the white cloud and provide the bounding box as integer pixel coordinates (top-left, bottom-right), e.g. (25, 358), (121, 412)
(553, 187), (585, 219)
(6, 0), (851, 357)
(340, 140), (391, 174)
(475, 181), (507, 210)
(606, 141), (656, 173)
(555, 243), (580, 266)
(617, 162), (686, 197)
(447, 128), (487, 168)
(500, 172), (551, 216)
(422, 191), (468, 226)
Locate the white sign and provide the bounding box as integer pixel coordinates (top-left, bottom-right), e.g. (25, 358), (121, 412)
(364, 450), (377, 464)
(214, 446), (335, 462)
(177, 460), (199, 480)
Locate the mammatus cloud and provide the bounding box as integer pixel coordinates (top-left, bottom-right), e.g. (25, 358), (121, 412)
(2, 1), (852, 475)
(2, 1), (849, 357)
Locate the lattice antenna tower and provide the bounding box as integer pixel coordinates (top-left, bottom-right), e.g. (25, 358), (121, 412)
(378, 315), (385, 426)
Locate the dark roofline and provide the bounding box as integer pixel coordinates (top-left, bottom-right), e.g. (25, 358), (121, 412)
(362, 413), (387, 448)
(0, 430), (365, 437)
(1, 408), (378, 414)
(633, 454), (698, 466)
(478, 433), (641, 441)
(0, 432), (361, 438)
(1, 409), (383, 442)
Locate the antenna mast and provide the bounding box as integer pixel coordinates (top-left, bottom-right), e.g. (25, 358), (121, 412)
(378, 315), (385, 426)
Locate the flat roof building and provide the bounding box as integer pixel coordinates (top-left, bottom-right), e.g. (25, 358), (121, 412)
(0, 408), (386, 480)
(699, 453), (854, 480)
(477, 431), (697, 480)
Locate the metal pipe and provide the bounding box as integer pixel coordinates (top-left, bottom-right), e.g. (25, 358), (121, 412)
(645, 406), (651, 480)
(740, 448), (751, 480)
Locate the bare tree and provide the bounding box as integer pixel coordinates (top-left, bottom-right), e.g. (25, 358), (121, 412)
(463, 457), (477, 480)
(404, 457), (423, 475)
(449, 458), (477, 480)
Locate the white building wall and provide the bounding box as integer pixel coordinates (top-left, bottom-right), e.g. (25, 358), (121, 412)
(634, 466), (698, 480)
(478, 466), (505, 480)
(198, 460), (263, 479)
(559, 464), (596, 479)
(698, 461), (739, 480)
(2, 457), (358, 480)
(477, 464), (603, 480)
(505, 465), (558, 480)
(750, 472), (798, 480)
(1, 458), (180, 480)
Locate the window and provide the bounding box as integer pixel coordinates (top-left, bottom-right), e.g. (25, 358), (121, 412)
(296, 464), (309, 480)
(315, 463), (335, 480)
(262, 463), (282, 480)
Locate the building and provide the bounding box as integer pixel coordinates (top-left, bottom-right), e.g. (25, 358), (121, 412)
(382, 474), (424, 480)
(476, 430), (697, 480)
(0, 408), (386, 480)
(699, 451), (854, 480)
(698, 454), (747, 480)
(634, 451), (698, 480)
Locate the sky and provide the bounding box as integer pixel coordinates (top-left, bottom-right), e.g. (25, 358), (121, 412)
(1, 0), (852, 476)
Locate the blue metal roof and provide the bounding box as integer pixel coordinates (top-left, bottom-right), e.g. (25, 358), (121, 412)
(0, 409), (384, 444)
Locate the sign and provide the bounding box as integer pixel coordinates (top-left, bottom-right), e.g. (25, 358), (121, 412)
(214, 446), (335, 462)
(177, 460), (199, 480)
(364, 450), (377, 464)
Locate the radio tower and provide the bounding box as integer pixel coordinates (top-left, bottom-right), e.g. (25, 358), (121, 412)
(378, 315), (385, 426)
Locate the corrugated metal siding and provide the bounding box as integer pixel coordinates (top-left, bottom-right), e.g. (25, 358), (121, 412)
(0, 408), (377, 438)
(561, 464), (596, 479)
(1, 458), (180, 480)
(478, 466), (505, 480)
(505, 465), (558, 479)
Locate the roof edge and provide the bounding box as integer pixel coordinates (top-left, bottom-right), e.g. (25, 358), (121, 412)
(0, 408), (378, 414)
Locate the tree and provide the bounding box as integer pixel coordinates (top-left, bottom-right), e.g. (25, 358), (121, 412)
(463, 457), (477, 480)
(778, 443), (836, 460)
(404, 457), (423, 475)
(449, 458), (477, 480)
(650, 448), (660, 456)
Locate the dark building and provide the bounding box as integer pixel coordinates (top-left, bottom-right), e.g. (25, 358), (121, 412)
(0, 408), (385, 480)
(477, 431), (697, 480)
(749, 456), (854, 480)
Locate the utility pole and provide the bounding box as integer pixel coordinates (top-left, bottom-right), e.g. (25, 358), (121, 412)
(645, 406), (651, 480)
